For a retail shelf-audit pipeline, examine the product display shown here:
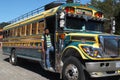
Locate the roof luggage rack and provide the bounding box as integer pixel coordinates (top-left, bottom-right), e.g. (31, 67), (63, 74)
(8, 6), (45, 24)
(8, 1), (66, 24)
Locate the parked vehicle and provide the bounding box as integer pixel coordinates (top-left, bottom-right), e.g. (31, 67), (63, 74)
(2, 1), (120, 80)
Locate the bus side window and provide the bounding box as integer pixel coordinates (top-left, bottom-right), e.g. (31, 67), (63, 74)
(7, 30), (10, 37)
(14, 28), (17, 37)
(21, 26), (26, 36)
(38, 21), (44, 34)
(10, 29), (12, 37)
(17, 28), (20, 37)
(12, 28), (15, 37)
(3, 31), (7, 38)
(32, 22), (37, 35)
(26, 24), (31, 35)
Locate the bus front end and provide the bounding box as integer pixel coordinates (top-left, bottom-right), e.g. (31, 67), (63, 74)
(57, 3), (120, 80)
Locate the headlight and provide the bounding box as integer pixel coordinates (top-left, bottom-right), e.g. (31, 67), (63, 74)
(81, 46), (102, 58)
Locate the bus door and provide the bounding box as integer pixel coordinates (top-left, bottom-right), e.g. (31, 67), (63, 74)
(45, 15), (56, 69)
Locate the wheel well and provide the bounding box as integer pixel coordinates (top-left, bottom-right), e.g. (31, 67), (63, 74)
(62, 48), (85, 66)
(61, 48), (90, 78)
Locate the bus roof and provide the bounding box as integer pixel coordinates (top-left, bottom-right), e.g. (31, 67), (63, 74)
(4, 6), (59, 30)
(4, 2), (103, 30)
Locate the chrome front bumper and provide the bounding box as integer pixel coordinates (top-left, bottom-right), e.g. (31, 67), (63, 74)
(86, 61), (120, 77)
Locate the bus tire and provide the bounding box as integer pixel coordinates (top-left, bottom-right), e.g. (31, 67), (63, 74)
(62, 56), (87, 80)
(9, 49), (17, 65)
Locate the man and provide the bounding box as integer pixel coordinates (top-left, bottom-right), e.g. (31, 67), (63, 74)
(41, 28), (54, 70)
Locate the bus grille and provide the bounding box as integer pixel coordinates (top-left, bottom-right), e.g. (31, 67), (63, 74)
(104, 37), (119, 58)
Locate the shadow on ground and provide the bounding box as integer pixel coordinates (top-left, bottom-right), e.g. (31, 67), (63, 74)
(4, 58), (120, 80)
(4, 58), (61, 80)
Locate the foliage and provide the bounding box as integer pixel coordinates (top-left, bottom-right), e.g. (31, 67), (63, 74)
(0, 22), (10, 29)
(114, 2), (120, 34)
(90, 0), (120, 34)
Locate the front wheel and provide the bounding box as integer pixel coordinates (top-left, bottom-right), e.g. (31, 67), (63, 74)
(62, 56), (88, 80)
(9, 49), (17, 65)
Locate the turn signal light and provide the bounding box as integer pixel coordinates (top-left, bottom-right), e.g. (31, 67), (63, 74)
(65, 7), (75, 14)
(94, 12), (103, 18)
(60, 34), (65, 40)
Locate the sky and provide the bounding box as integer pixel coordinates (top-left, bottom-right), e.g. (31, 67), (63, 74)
(0, 0), (90, 23)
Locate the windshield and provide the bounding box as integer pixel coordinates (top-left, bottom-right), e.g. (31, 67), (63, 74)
(65, 16), (104, 32)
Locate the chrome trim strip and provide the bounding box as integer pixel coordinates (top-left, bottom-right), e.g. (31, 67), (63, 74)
(17, 55), (41, 62)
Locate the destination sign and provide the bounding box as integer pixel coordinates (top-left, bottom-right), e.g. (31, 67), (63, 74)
(76, 8), (93, 16)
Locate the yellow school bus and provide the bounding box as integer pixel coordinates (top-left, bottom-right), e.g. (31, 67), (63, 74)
(2, 1), (120, 80)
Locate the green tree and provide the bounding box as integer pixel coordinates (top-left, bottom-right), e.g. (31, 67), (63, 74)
(90, 0), (100, 7)
(114, 2), (120, 34)
(0, 22), (10, 29)
(90, 0), (120, 34)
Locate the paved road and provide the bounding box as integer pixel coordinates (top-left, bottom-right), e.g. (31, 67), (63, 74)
(0, 49), (60, 80)
(0, 48), (120, 80)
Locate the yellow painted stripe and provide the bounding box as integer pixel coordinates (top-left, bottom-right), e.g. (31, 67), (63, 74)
(62, 46), (88, 59)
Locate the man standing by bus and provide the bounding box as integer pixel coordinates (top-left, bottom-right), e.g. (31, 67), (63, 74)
(41, 28), (54, 70)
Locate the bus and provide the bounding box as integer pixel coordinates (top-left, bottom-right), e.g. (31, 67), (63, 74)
(0, 29), (3, 48)
(2, 1), (120, 80)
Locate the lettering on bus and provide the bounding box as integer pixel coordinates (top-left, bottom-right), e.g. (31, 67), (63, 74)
(76, 8), (92, 16)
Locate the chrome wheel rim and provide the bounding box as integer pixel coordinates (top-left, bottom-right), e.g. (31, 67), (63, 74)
(65, 64), (79, 80)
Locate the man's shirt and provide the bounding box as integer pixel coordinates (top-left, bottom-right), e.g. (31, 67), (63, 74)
(41, 34), (52, 47)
